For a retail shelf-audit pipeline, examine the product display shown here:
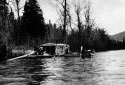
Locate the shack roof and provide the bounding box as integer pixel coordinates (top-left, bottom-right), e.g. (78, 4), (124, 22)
(40, 43), (56, 46)
(40, 43), (69, 47)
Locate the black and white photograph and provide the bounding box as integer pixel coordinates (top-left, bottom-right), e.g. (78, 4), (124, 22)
(0, 0), (125, 85)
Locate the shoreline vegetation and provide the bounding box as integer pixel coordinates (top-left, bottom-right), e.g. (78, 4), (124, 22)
(0, 0), (125, 60)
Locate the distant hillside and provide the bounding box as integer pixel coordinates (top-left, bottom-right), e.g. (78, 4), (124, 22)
(110, 31), (125, 41)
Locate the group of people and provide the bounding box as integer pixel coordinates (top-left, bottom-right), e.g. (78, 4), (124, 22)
(34, 46), (44, 55)
(80, 46), (93, 57)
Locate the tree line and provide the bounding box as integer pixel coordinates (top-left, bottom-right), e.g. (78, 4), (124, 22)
(46, 21), (125, 52)
(0, 0), (125, 53)
(0, 0), (46, 49)
(45, 0), (125, 52)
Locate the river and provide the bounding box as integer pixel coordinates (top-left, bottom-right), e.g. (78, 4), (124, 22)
(0, 50), (125, 85)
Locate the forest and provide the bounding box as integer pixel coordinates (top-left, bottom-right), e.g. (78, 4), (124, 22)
(0, 0), (125, 55)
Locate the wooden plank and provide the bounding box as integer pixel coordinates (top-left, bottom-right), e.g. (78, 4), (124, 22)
(7, 51), (35, 61)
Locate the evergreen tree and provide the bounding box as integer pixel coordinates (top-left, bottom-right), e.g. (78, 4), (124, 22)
(0, 0), (11, 59)
(0, 0), (10, 45)
(9, 9), (17, 46)
(21, 0), (46, 42)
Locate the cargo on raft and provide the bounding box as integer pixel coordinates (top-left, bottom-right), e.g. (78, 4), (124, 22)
(33, 43), (69, 56)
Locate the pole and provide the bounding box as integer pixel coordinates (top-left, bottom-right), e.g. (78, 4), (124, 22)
(63, 0), (67, 44)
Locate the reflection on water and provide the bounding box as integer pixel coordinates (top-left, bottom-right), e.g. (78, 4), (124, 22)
(0, 50), (125, 85)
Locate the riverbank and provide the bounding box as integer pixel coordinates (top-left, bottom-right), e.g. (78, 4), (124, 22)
(7, 46), (34, 59)
(7, 51), (35, 61)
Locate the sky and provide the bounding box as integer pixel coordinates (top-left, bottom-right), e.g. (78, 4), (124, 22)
(38, 0), (125, 35)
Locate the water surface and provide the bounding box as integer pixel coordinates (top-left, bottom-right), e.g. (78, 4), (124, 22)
(0, 50), (125, 85)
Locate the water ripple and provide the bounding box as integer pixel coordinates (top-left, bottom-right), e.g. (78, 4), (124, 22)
(0, 50), (125, 85)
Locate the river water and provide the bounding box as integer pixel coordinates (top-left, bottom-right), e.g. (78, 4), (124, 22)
(0, 50), (125, 85)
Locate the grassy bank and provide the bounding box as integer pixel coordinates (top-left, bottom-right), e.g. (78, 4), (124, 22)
(7, 46), (34, 59)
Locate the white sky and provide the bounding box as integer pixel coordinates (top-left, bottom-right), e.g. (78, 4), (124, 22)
(38, 0), (125, 35)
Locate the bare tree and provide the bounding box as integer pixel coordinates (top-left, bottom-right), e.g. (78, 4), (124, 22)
(84, 1), (92, 29)
(74, 0), (85, 48)
(8, 0), (26, 21)
(74, 2), (83, 32)
(84, 0), (94, 40)
(73, 0), (94, 50)
(73, 0), (93, 31)
(50, 0), (71, 43)
(8, 0), (26, 45)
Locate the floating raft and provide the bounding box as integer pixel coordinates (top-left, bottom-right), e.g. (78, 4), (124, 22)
(7, 51), (93, 61)
(27, 53), (92, 58)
